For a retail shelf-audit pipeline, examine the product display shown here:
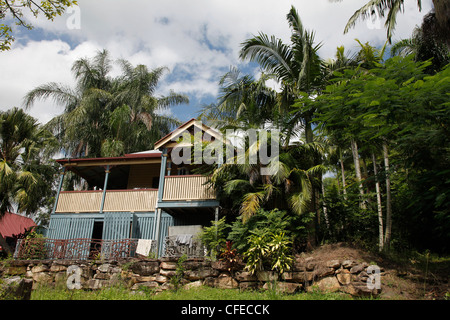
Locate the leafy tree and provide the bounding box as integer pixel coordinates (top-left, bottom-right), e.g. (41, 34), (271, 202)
(391, 12), (449, 74)
(239, 5), (324, 144)
(0, 0), (78, 51)
(24, 50), (188, 158)
(0, 107), (57, 253)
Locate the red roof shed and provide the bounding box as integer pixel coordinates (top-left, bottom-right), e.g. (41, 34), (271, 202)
(0, 212), (37, 239)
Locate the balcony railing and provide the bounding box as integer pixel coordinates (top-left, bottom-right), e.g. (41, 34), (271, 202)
(55, 189), (158, 213)
(54, 175), (215, 213)
(162, 175), (216, 201)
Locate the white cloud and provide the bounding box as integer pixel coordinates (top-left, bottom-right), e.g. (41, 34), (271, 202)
(0, 0), (432, 124)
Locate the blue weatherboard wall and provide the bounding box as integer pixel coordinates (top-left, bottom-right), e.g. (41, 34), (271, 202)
(46, 211), (175, 256)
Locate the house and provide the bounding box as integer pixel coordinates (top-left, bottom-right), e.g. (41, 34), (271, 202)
(0, 212), (37, 255)
(43, 119), (221, 259)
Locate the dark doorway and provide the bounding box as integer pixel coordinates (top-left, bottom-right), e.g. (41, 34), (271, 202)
(92, 221), (103, 240)
(90, 221), (103, 258)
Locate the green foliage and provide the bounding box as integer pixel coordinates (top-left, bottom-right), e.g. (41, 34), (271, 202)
(198, 217), (229, 258)
(30, 284), (354, 300)
(297, 52), (450, 253)
(0, 0), (78, 51)
(24, 50), (188, 159)
(169, 254), (187, 292)
(0, 108), (57, 217)
(243, 230), (293, 275)
(19, 231), (47, 260)
(228, 209), (296, 253)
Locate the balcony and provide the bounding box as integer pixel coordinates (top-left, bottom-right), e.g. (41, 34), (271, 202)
(162, 175), (216, 201)
(55, 189), (158, 213)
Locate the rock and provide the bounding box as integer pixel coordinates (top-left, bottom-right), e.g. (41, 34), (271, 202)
(50, 263), (67, 272)
(184, 280), (203, 290)
(182, 260), (211, 270)
(184, 267), (219, 281)
(342, 260), (356, 269)
(306, 262), (316, 271)
(256, 271), (278, 282)
(211, 260), (229, 271)
(31, 264), (49, 273)
(155, 274), (168, 283)
(344, 282), (379, 297)
(94, 272), (110, 280)
(314, 276), (341, 292)
(97, 263), (111, 273)
(0, 276), (33, 300)
(131, 261), (160, 276)
(160, 262), (177, 270)
(350, 264), (365, 274)
(282, 271), (314, 282)
(134, 275), (156, 283)
(326, 260), (341, 269)
(291, 262), (306, 272)
(32, 272), (52, 283)
(216, 273), (238, 289)
(315, 267), (335, 278)
(336, 270), (352, 285)
(235, 271), (257, 282)
(159, 269), (177, 277)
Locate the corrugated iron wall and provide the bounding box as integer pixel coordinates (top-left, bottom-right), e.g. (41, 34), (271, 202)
(47, 214), (95, 240)
(46, 212), (175, 257)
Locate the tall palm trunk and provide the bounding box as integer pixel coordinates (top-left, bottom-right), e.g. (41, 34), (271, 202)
(339, 149), (348, 200)
(383, 141), (392, 249)
(372, 152), (384, 252)
(351, 138), (366, 209)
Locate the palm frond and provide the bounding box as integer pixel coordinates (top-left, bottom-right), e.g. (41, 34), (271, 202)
(224, 179), (252, 195)
(23, 82), (79, 111)
(240, 190), (266, 222)
(240, 32), (294, 82)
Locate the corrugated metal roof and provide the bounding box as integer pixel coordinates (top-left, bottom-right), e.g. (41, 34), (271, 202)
(0, 212), (37, 238)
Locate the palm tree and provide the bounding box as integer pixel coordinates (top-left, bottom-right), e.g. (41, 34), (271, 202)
(199, 66), (277, 130)
(24, 49), (113, 157)
(104, 60), (189, 155)
(0, 108), (57, 253)
(24, 50), (188, 158)
(344, 0), (422, 44)
(391, 12), (449, 74)
(239, 5), (324, 144)
(344, 0), (449, 49)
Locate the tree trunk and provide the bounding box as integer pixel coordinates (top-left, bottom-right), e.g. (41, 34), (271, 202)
(383, 141), (392, 249)
(304, 116), (314, 144)
(372, 152), (384, 252)
(432, 0), (450, 50)
(321, 180), (330, 234)
(0, 233), (13, 255)
(339, 149), (347, 200)
(351, 138), (366, 209)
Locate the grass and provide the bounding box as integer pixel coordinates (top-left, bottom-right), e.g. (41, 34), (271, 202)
(30, 283), (355, 300)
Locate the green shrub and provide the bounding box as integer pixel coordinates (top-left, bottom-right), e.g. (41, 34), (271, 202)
(198, 217), (229, 259)
(244, 230), (293, 275)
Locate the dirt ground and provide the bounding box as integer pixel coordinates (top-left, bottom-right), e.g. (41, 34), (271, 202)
(296, 242), (450, 300)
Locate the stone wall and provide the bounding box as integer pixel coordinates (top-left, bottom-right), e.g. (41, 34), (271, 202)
(0, 256), (382, 299)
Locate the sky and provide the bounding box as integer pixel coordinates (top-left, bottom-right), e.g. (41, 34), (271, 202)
(0, 0), (433, 125)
